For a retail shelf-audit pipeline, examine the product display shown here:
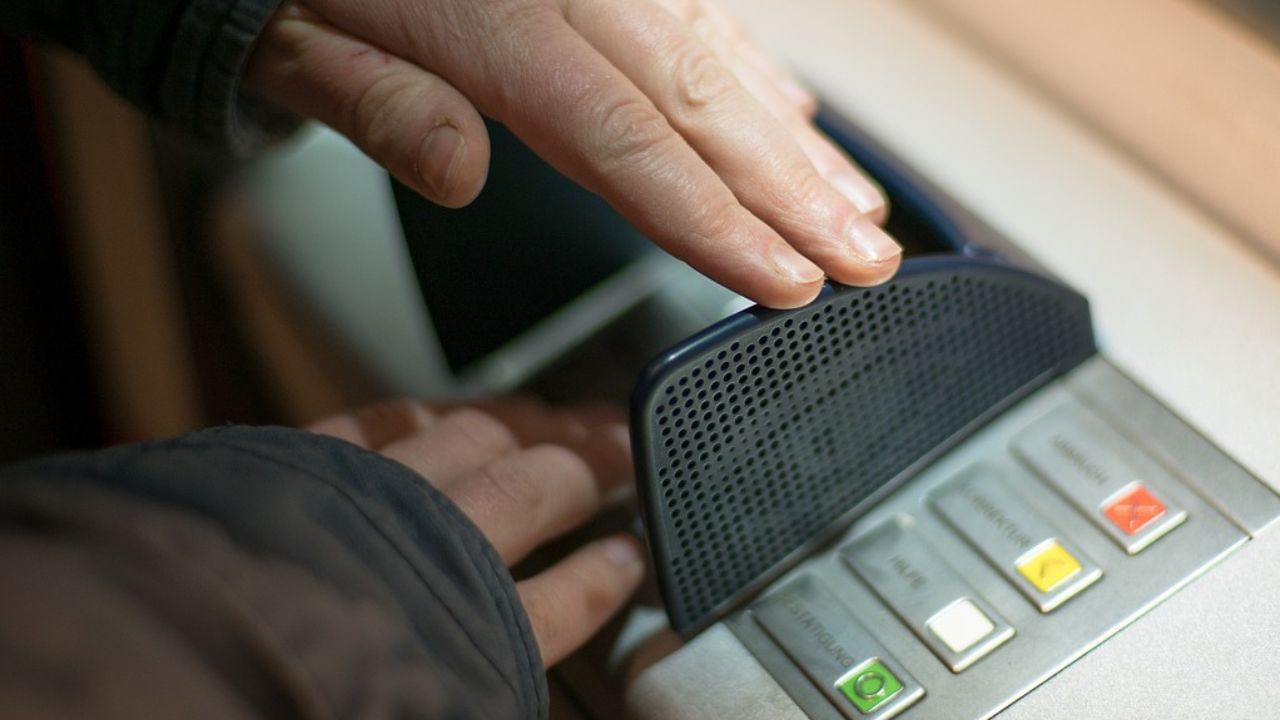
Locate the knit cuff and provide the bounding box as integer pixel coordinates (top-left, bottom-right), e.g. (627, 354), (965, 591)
(160, 0), (297, 155)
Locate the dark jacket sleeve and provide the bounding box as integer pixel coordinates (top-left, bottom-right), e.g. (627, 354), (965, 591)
(0, 0), (294, 153)
(0, 426), (548, 720)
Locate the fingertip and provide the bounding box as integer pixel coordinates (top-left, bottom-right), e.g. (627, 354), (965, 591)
(416, 116), (491, 208)
(830, 252), (903, 289)
(796, 92), (820, 119)
(859, 174), (891, 226)
(519, 533), (647, 665)
(755, 281), (824, 310)
(779, 76), (818, 118)
(445, 121), (492, 208)
(599, 421), (632, 455)
(601, 535), (647, 582)
(846, 215), (902, 265)
(869, 254), (904, 285)
(794, 126), (891, 225)
(750, 243), (825, 308)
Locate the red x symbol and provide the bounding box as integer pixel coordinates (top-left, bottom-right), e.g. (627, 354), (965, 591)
(1104, 485), (1166, 535)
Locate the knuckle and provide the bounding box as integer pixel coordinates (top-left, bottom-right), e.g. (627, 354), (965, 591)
(490, 0), (558, 29)
(672, 43), (737, 112)
(473, 459), (542, 513)
(592, 94), (674, 170)
(523, 444), (597, 515)
(689, 198), (747, 246)
(787, 168), (832, 212)
(348, 71), (418, 151)
(443, 408), (520, 455)
(401, 0), (551, 59)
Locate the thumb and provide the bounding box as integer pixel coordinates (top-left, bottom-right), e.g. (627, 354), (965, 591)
(245, 1), (491, 208)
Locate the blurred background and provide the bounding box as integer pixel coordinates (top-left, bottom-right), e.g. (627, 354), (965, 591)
(1, 0), (1278, 466)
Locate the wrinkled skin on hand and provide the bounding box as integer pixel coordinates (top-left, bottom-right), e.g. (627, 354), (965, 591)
(246, 0), (902, 309)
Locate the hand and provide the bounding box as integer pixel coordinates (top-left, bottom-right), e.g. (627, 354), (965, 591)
(308, 397), (643, 667)
(244, 0), (901, 309)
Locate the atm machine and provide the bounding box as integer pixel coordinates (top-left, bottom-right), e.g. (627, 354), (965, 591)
(622, 2), (1280, 718)
(241, 1), (1280, 717)
(620, 110), (1280, 719)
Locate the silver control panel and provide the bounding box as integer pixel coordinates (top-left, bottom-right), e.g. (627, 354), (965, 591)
(724, 357), (1280, 719)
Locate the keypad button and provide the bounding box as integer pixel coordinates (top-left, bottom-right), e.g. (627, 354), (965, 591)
(1016, 541), (1082, 593)
(752, 574), (924, 719)
(842, 516), (1013, 671)
(838, 659), (903, 714)
(932, 463), (1102, 612)
(927, 599), (997, 655)
(1013, 404), (1186, 554)
(1103, 484), (1167, 535)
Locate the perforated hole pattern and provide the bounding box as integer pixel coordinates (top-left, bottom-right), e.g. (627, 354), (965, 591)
(639, 264), (1095, 633)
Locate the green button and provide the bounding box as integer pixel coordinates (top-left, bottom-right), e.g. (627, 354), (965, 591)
(837, 659), (903, 714)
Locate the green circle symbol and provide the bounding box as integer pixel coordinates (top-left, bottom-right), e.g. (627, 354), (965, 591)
(854, 670), (886, 699)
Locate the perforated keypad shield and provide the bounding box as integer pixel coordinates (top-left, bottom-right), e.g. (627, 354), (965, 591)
(631, 257), (1096, 634)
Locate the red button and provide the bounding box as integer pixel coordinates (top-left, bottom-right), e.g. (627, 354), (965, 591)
(1103, 485), (1167, 535)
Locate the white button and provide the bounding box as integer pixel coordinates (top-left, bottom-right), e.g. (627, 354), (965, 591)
(927, 599), (996, 654)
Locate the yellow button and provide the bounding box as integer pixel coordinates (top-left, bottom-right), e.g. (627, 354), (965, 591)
(1016, 541), (1082, 593)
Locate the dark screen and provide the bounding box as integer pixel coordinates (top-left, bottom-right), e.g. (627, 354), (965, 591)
(395, 120), (652, 373)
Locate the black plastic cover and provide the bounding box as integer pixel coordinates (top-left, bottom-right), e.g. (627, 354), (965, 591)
(631, 257), (1096, 635)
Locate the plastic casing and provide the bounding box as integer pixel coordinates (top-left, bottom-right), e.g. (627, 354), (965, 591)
(630, 108), (1098, 636)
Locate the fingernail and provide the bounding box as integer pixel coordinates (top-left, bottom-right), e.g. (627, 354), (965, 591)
(770, 243), (825, 284)
(846, 215), (901, 264)
(417, 123), (464, 200)
(603, 536), (643, 568)
(829, 170), (885, 218)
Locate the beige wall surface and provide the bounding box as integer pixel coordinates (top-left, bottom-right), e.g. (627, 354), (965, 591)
(39, 51), (201, 441)
(911, 0), (1280, 262)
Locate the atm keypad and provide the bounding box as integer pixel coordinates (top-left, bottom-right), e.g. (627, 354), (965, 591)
(727, 380), (1254, 720)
